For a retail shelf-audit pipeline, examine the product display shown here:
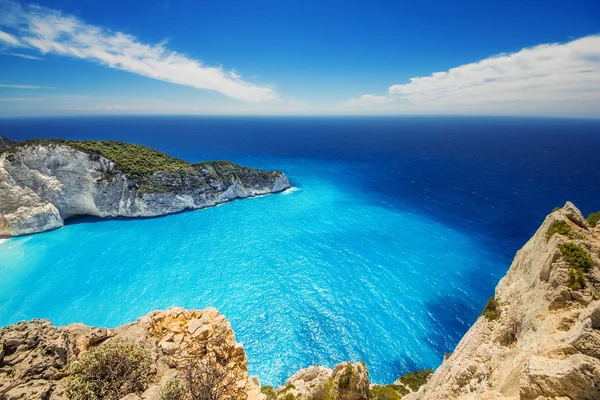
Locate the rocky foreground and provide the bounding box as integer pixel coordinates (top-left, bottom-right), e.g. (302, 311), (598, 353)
(0, 139), (290, 237)
(1, 204), (599, 399)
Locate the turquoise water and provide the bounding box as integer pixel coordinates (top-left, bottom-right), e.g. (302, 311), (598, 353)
(2, 116), (600, 385)
(0, 157), (499, 384)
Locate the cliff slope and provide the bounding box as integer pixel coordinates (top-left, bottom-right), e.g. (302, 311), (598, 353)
(407, 202), (600, 400)
(0, 137), (17, 152)
(0, 140), (290, 237)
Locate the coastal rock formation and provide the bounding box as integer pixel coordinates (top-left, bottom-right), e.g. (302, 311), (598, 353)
(406, 202), (600, 400)
(0, 137), (17, 152)
(0, 307), (262, 400)
(0, 140), (290, 237)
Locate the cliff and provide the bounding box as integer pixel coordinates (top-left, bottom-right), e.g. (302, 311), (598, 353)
(407, 202), (600, 400)
(1, 203), (599, 400)
(0, 139), (290, 237)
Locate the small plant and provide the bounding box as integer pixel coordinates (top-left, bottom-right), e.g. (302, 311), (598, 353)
(65, 342), (152, 400)
(499, 318), (521, 346)
(546, 220), (573, 240)
(481, 297), (500, 320)
(370, 385), (405, 400)
(587, 211), (600, 228)
(568, 267), (586, 290)
(397, 370), (434, 392)
(552, 207), (560, 212)
(559, 243), (594, 272)
(260, 386), (277, 400)
(159, 380), (187, 400)
(307, 379), (335, 400)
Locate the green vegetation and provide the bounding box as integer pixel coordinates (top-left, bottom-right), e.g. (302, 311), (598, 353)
(281, 394), (296, 400)
(481, 297), (500, 321)
(261, 386), (277, 400)
(65, 342), (152, 400)
(568, 267), (586, 290)
(559, 243), (594, 272)
(552, 207), (561, 212)
(370, 385), (409, 400)
(559, 243), (594, 291)
(587, 211), (600, 228)
(307, 379), (335, 400)
(397, 370), (434, 392)
(545, 220), (573, 240)
(159, 380), (186, 400)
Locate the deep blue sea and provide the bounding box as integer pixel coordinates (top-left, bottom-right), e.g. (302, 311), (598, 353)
(1, 116), (599, 385)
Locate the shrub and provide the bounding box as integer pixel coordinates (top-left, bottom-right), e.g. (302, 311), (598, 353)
(65, 342), (152, 400)
(307, 379), (334, 400)
(481, 297), (500, 320)
(260, 386), (277, 400)
(568, 267), (586, 290)
(281, 394), (296, 400)
(370, 385), (408, 400)
(559, 243), (594, 272)
(499, 318), (521, 346)
(552, 207), (560, 212)
(397, 370), (434, 392)
(159, 380), (187, 400)
(587, 212), (600, 228)
(546, 220), (573, 240)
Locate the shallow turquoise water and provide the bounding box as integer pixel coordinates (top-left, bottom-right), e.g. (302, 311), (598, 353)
(0, 157), (500, 385)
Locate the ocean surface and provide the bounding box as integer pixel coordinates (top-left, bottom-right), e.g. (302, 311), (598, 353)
(1, 116), (599, 385)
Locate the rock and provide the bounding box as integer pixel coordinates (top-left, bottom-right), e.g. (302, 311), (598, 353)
(406, 202), (600, 400)
(0, 140), (291, 236)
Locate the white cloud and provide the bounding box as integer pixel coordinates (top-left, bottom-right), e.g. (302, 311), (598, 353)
(0, 83), (52, 88)
(387, 35), (600, 107)
(0, 1), (276, 102)
(0, 29), (20, 45)
(347, 94), (395, 106)
(0, 51), (43, 59)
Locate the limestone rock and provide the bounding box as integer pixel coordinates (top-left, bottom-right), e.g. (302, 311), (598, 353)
(406, 202), (600, 400)
(0, 140), (291, 237)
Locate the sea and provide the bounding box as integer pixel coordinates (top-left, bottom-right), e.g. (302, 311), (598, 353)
(0, 116), (599, 385)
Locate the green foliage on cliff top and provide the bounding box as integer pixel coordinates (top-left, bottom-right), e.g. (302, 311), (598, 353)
(546, 220), (573, 240)
(481, 296), (500, 320)
(397, 370), (434, 392)
(65, 342), (152, 400)
(587, 211), (600, 228)
(66, 140), (198, 179)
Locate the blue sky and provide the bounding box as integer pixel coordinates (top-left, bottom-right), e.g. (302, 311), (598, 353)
(0, 0), (599, 116)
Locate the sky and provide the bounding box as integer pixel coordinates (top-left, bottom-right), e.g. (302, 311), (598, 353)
(0, 0), (599, 117)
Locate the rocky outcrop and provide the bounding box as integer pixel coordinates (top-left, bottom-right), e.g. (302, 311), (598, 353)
(0, 307), (262, 400)
(272, 361), (370, 400)
(406, 202), (600, 400)
(0, 137), (17, 152)
(0, 140), (290, 237)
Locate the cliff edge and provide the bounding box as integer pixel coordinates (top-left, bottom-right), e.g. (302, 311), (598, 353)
(407, 202), (600, 400)
(0, 139), (290, 237)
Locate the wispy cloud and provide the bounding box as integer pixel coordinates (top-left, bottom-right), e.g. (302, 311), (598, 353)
(388, 35), (600, 106)
(0, 51), (43, 59)
(347, 94), (395, 106)
(0, 83), (53, 89)
(0, 0), (276, 102)
(0, 29), (20, 45)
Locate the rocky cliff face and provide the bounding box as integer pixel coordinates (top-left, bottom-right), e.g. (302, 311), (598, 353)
(0, 140), (290, 237)
(407, 202), (600, 400)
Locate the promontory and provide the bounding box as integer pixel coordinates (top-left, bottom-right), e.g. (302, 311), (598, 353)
(0, 139), (290, 237)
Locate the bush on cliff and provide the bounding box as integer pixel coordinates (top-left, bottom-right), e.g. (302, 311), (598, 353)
(370, 385), (408, 400)
(65, 342), (152, 400)
(559, 243), (594, 272)
(481, 297), (500, 320)
(397, 370), (434, 392)
(568, 267), (586, 290)
(545, 220), (573, 240)
(587, 211), (600, 228)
